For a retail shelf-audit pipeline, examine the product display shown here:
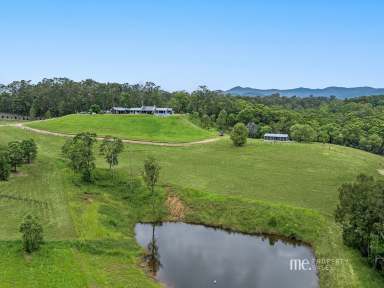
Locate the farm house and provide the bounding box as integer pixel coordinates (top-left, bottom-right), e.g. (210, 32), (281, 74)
(110, 106), (173, 116)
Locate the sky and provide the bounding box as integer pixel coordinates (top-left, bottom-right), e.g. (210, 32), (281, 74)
(1, 0), (383, 91)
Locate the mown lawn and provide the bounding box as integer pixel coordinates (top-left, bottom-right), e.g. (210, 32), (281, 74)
(0, 127), (160, 287)
(0, 126), (383, 287)
(26, 114), (216, 143)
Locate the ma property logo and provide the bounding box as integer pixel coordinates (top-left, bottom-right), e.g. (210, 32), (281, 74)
(289, 258), (316, 271)
(289, 258), (348, 271)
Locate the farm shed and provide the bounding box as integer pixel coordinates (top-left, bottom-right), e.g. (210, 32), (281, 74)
(264, 133), (289, 141)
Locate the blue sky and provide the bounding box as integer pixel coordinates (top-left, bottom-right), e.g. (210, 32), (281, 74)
(1, 0), (383, 91)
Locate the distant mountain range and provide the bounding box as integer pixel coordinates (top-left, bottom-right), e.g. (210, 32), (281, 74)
(225, 86), (384, 99)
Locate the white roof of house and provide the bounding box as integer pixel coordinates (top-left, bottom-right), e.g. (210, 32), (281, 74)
(111, 106), (172, 111)
(112, 107), (128, 111)
(155, 107), (172, 111)
(264, 133), (289, 138)
(141, 106), (156, 111)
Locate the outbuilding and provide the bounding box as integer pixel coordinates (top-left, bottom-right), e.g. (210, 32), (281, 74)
(264, 133), (289, 141)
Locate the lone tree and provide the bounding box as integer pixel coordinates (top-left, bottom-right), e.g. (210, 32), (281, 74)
(143, 156), (161, 213)
(7, 141), (24, 172)
(21, 139), (37, 164)
(99, 136), (124, 169)
(62, 132), (97, 182)
(19, 215), (43, 253)
(0, 150), (11, 181)
(335, 174), (384, 271)
(230, 123), (248, 146)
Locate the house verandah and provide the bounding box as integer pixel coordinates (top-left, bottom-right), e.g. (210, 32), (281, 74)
(110, 106), (173, 116)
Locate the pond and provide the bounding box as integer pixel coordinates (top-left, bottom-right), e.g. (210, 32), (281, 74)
(135, 222), (319, 288)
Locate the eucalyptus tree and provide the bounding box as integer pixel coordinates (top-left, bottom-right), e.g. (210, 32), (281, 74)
(62, 132), (97, 182)
(21, 139), (37, 164)
(7, 141), (24, 172)
(99, 136), (124, 169)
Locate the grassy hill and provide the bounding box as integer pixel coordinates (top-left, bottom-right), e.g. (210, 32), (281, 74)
(26, 114), (216, 143)
(117, 139), (383, 217)
(0, 126), (383, 287)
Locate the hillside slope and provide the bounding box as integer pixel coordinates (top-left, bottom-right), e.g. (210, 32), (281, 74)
(26, 114), (216, 143)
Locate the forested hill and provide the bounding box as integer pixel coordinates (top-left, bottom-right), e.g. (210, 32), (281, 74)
(1, 78), (384, 156)
(226, 86), (384, 98)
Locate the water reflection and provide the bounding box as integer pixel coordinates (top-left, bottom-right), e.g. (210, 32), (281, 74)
(135, 222), (319, 288)
(145, 224), (162, 274)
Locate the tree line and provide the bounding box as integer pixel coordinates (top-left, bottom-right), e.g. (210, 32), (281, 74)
(1, 78), (384, 155)
(336, 175), (384, 273)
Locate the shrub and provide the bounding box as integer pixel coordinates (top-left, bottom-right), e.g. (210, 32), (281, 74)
(230, 123), (248, 146)
(89, 104), (101, 114)
(19, 215), (44, 253)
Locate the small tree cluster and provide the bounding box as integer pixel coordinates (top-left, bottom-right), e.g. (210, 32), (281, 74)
(63, 133), (125, 182)
(19, 215), (44, 253)
(0, 139), (37, 180)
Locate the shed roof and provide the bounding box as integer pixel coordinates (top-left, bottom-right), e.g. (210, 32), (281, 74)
(264, 133), (289, 138)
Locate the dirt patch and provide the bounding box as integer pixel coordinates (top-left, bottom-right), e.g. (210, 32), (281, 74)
(81, 193), (94, 204)
(23, 252), (32, 263)
(166, 195), (186, 220)
(378, 169), (384, 176)
(165, 187), (187, 220)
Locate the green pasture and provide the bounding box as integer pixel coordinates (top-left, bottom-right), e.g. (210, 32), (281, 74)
(0, 126), (383, 287)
